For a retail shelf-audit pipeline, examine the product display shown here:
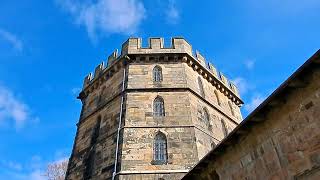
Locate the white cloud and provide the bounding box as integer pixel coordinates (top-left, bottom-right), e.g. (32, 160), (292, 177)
(166, 0), (179, 24)
(1, 170), (45, 180)
(244, 94), (266, 113)
(0, 28), (23, 52)
(231, 77), (253, 95)
(57, 0), (146, 41)
(1, 160), (23, 171)
(1, 152), (69, 180)
(26, 170), (46, 180)
(0, 85), (30, 129)
(7, 161), (23, 171)
(244, 59), (255, 70)
(30, 155), (43, 170)
(1, 159), (45, 180)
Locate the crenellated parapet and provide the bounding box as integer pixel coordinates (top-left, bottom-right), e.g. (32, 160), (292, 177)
(82, 57), (124, 90)
(81, 37), (242, 105)
(107, 49), (118, 66)
(121, 37), (193, 55)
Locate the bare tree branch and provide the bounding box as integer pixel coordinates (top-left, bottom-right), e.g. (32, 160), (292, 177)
(44, 159), (68, 180)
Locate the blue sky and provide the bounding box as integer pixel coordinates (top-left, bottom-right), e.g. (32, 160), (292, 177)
(0, 0), (319, 179)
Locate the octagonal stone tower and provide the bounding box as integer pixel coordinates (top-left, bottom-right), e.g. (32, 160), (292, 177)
(65, 37), (243, 180)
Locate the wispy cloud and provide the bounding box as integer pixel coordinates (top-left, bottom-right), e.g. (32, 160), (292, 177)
(244, 59), (255, 70)
(231, 77), (253, 95)
(0, 84), (32, 129)
(1, 170), (45, 180)
(26, 170), (45, 180)
(0, 28), (23, 52)
(166, 0), (180, 24)
(1, 160), (23, 171)
(244, 94), (266, 113)
(57, 0), (146, 41)
(1, 152), (69, 180)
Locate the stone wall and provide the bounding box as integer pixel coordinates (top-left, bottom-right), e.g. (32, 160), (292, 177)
(118, 61), (240, 179)
(81, 68), (124, 119)
(121, 91), (197, 175)
(127, 63), (187, 89)
(66, 67), (125, 180)
(118, 173), (185, 180)
(188, 92), (237, 159)
(183, 63), (242, 123)
(121, 127), (197, 170)
(67, 96), (122, 180)
(186, 64), (320, 179)
(125, 92), (192, 127)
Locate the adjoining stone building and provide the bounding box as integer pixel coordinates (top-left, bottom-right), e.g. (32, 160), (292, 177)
(183, 50), (320, 180)
(65, 37), (243, 180)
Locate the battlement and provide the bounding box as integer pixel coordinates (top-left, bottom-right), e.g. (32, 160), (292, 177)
(121, 37), (193, 55)
(82, 37), (241, 99)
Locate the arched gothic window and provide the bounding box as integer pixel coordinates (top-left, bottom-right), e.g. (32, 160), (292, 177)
(203, 108), (210, 127)
(198, 77), (205, 98)
(198, 108), (211, 130)
(221, 119), (228, 137)
(153, 132), (167, 164)
(153, 96), (165, 117)
(153, 66), (163, 82)
(214, 90), (221, 105)
(228, 101), (235, 116)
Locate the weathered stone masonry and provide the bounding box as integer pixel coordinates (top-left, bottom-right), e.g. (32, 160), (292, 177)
(65, 37), (244, 180)
(183, 50), (320, 180)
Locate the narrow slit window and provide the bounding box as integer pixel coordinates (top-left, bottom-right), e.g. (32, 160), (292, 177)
(228, 101), (235, 116)
(203, 108), (210, 127)
(90, 116), (101, 146)
(198, 77), (205, 98)
(221, 119), (228, 137)
(214, 90), (221, 105)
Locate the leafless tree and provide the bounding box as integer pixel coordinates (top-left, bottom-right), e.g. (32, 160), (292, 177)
(44, 159), (68, 180)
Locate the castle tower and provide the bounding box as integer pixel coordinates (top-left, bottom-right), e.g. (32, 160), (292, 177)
(65, 37), (243, 180)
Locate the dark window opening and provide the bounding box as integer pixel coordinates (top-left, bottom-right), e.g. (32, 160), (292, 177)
(153, 132), (167, 164)
(153, 96), (165, 117)
(153, 66), (163, 82)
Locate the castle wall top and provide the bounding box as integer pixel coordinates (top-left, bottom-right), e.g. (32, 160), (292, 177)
(81, 37), (242, 103)
(121, 37), (193, 56)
